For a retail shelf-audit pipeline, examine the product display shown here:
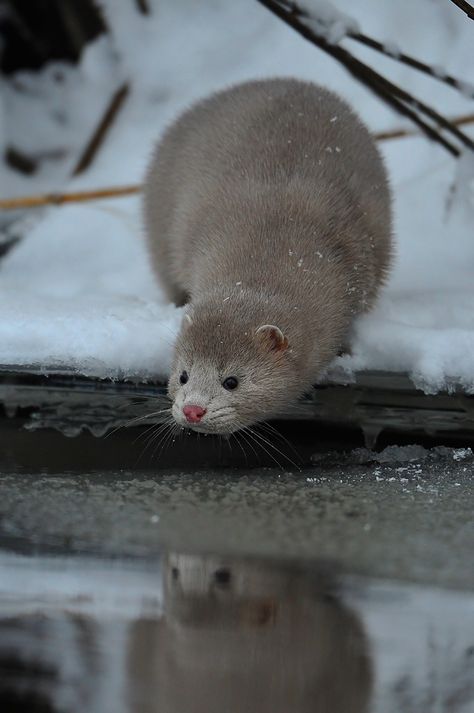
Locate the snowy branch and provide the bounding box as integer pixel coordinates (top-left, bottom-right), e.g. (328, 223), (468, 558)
(449, 0), (474, 20)
(350, 34), (473, 99)
(279, 0), (474, 98)
(256, 0), (474, 157)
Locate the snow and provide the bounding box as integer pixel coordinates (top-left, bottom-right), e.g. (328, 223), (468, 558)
(0, 0), (473, 391)
(300, 0), (360, 44)
(382, 40), (401, 59)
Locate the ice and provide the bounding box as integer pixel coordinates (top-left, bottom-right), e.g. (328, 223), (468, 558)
(452, 447), (473, 462)
(350, 445), (429, 464)
(373, 445), (430, 463)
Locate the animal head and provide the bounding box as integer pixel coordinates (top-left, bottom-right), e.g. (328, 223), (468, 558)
(168, 306), (298, 434)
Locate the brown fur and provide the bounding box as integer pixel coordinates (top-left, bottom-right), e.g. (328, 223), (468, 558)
(143, 78), (392, 433)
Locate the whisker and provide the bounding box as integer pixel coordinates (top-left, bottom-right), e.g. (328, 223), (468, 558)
(242, 426), (284, 470)
(154, 422), (180, 461)
(135, 418), (175, 465)
(133, 415), (175, 445)
(101, 391), (172, 411)
(139, 419), (174, 449)
(229, 431), (248, 465)
(225, 433), (234, 458)
(256, 421), (303, 465)
(244, 426), (301, 471)
(103, 407), (172, 439)
(236, 428), (260, 462)
(133, 421), (161, 445)
(146, 422), (174, 463)
(253, 427), (302, 471)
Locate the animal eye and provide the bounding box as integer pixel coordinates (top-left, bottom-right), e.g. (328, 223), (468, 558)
(179, 370), (189, 385)
(214, 568), (231, 586)
(222, 376), (238, 390)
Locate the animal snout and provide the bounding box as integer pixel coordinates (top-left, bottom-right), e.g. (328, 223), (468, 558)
(183, 404), (207, 423)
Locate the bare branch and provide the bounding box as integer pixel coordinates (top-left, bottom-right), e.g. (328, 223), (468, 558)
(134, 0), (150, 14)
(374, 111), (474, 141)
(449, 0), (474, 20)
(278, 0), (474, 97)
(73, 83), (129, 176)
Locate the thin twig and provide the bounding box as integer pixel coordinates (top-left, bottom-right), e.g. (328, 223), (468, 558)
(135, 0), (150, 14)
(73, 82), (129, 176)
(256, 0), (472, 156)
(374, 111), (474, 141)
(449, 0), (474, 20)
(0, 185), (141, 210)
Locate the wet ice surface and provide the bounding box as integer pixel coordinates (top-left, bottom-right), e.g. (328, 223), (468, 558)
(0, 446), (473, 712)
(0, 445), (472, 587)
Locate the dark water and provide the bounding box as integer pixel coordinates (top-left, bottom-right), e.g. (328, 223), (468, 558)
(0, 445), (473, 712)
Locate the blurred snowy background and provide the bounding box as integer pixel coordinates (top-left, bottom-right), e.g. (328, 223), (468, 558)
(0, 0), (473, 392)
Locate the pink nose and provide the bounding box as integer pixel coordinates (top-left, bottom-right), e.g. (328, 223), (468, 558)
(183, 405), (207, 423)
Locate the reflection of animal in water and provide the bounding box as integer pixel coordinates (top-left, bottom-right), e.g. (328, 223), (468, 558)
(127, 553), (373, 713)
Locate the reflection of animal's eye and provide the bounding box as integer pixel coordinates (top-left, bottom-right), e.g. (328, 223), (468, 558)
(214, 568), (231, 586)
(179, 371), (188, 384)
(222, 376), (238, 390)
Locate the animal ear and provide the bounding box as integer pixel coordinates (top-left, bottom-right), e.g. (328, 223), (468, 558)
(255, 324), (289, 352)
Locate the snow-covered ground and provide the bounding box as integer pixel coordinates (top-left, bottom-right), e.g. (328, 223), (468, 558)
(0, 0), (473, 392)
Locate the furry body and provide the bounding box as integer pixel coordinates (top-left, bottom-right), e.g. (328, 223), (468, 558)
(143, 78), (392, 433)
